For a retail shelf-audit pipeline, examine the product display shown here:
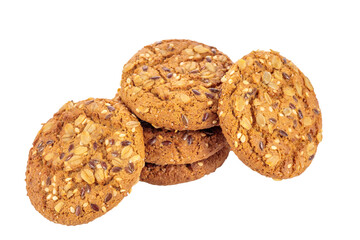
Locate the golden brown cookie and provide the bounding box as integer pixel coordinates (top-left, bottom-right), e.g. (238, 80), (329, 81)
(118, 39), (233, 130)
(142, 122), (227, 165)
(26, 98), (145, 225)
(218, 50), (322, 179)
(140, 145), (230, 185)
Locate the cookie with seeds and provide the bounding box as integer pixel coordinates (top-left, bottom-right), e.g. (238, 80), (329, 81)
(26, 98), (145, 225)
(140, 145), (230, 185)
(118, 39), (233, 130)
(142, 122), (227, 165)
(218, 50), (322, 179)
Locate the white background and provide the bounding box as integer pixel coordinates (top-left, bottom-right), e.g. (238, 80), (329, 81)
(0, 0), (359, 239)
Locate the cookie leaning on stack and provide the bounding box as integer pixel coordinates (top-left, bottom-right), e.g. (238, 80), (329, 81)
(218, 50), (322, 179)
(116, 39), (233, 185)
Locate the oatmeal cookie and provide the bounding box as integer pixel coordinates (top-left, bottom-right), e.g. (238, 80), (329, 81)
(140, 145), (230, 185)
(218, 50), (322, 179)
(26, 98), (145, 225)
(142, 122), (227, 165)
(118, 39), (233, 130)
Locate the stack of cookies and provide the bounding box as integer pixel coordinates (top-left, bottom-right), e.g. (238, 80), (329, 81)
(139, 124), (230, 185)
(25, 39), (322, 226)
(116, 39), (233, 185)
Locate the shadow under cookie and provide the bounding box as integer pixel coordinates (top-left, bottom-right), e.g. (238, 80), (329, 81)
(140, 145), (230, 186)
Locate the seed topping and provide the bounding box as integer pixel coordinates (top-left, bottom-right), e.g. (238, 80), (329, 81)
(279, 130), (288, 137)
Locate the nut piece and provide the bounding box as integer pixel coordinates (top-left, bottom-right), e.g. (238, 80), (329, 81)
(80, 131), (91, 145)
(264, 92), (272, 104)
(126, 121), (140, 128)
(283, 87), (295, 97)
(136, 106), (150, 113)
(85, 122), (96, 133)
(63, 123), (75, 138)
(123, 62), (135, 72)
(268, 82), (279, 91)
(237, 59), (246, 70)
(271, 55), (282, 69)
(205, 62), (215, 72)
(112, 158), (122, 167)
(133, 75), (142, 86)
(121, 146), (133, 159)
(179, 93), (191, 103)
(143, 80), (154, 89)
(54, 201), (64, 213)
(95, 168), (105, 183)
(184, 48), (194, 55)
(283, 108), (292, 116)
(265, 155), (280, 167)
(185, 61), (197, 71)
(307, 142), (316, 156)
(317, 132), (323, 142)
(294, 77), (303, 96)
(42, 121), (54, 133)
(256, 113), (266, 127)
(303, 117), (312, 126)
(235, 97), (245, 112)
(74, 146), (88, 155)
(304, 77), (314, 91)
(75, 115), (86, 126)
(262, 71), (271, 84)
(240, 117), (252, 130)
(44, 153), (55, 161)
(64, 155), (83, 171)
(193, 45), (209, 53)
(81, 169), (95, 184)
(129, 154), (141, 162)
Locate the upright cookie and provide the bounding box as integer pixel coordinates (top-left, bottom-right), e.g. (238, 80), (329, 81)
(218, 50), (322, 179)
(118, 39), (233, 130)
(26, 98), (145, 225)
(141, 145), (230, 185)
(143, 122), (227, 165)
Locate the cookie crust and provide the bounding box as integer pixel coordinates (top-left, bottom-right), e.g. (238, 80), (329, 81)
(140, 145), (230, 185)
(119, 39), (233, 130)
(26, 98), (145, 225)
(143, 123), (227, 165)
(218, 50), (322, 179)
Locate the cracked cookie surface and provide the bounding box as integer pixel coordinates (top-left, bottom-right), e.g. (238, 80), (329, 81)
(143, 122), (227, 165)
(218, 50), (322, 179)
(26, 98), (145, 225)
(118, 39), (233, 130)
(140, 145), (230, 185)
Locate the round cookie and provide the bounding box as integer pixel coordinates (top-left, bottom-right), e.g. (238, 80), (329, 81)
(143, 122), (227, 165)
(140, 145), (230, 185)
(218, 50), (322, 179)
(118, 39), (233, 130)
(26, 98), (145, 225)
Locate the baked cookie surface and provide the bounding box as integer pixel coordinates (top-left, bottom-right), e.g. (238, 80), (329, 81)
(119, 39), (233, 130)
(143, 123), (227, 165)
(26, 98), (145, 225)
(140, 145), (230, 185)
(218, 50), (322, 179)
